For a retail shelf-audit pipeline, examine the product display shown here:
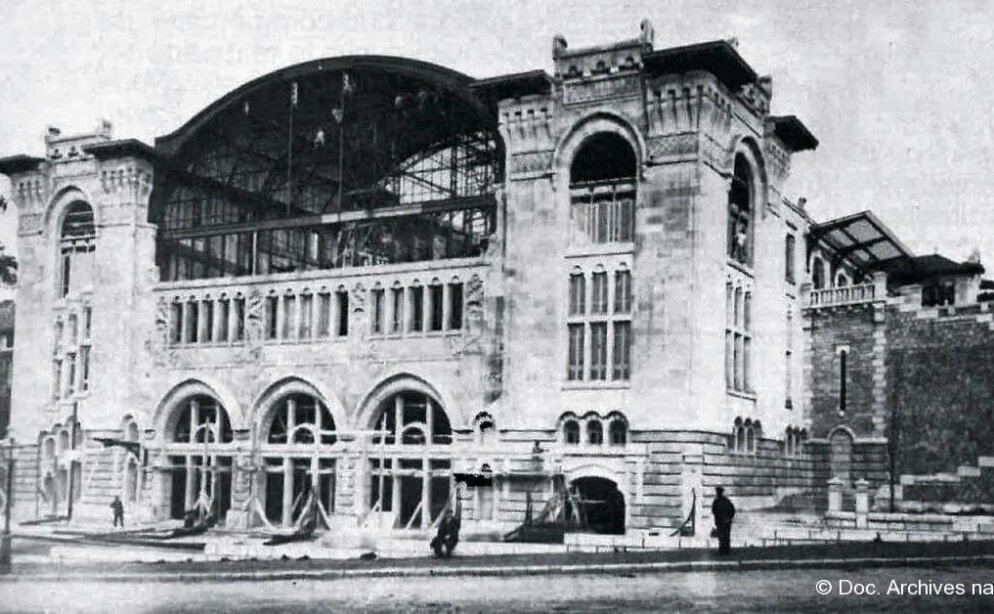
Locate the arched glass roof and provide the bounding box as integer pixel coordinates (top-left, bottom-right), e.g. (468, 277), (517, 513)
(151, 56), (503, 280)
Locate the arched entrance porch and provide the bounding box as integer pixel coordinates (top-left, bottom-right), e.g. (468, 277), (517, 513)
(568, 476), (625, 535)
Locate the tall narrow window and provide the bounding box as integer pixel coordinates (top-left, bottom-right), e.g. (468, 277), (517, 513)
(726, 284), (752, 393)
(591, 271), (608, 314)
(282, 294), (296, 339)
(785, 309), (793, 408)
(336, 288), (349, 336)
(371, 288), (385, 335)
(410, 286), (424, 332)
(80, 346), (90, 392)
(567, 324), (585, 381)
(429, 282), (444, 332)
(448, 282), (463, 330)
(612, 321), (631, 380)
(171, 302), (183, 344)
(265, 295), (278, 340)
(569, 272), (585, 316)
(391, 286), (404, 334)
(614, 269), (632, 313)
(727, 155), (753, 265)
(299, 293), (313, 339)
(217, 297), (230, 342)
(66, 352), (77, 395)
(317, 292), (331, 337)
(53, 359), (63, 401)
(590, 323), (608, 380)
(839, 348), (848, 413)
(203, 300), (214, 343)
(743, 292), (752, 391)
(785, 234), (796, 283)
(186, 299), (199, 343)
(233, 296), (246, 341)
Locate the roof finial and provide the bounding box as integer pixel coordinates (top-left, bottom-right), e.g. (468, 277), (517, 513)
(639, 19), (655, 49)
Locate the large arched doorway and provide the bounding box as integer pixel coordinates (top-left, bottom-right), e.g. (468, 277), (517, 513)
(570, 476), (625, 535)
(164, 395), (234, 522)
(367, 390), (452, 529)
(259, 393), (339, 528)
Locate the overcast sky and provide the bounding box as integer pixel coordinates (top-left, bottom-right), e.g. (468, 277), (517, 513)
(1, 0), (993, 270)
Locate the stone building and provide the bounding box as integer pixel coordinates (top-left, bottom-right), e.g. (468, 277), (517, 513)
(0, 24), (986, 534)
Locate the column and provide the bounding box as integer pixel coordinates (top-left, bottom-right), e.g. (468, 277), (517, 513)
(198, 300), (208, 342)
(276, 293), (286, 341)
(420, 457), (430, 529)
(827, 477), (843, 513)
(184, 455), (196, 511)
(422, 286), (431, 336)
(282, 398), (296, 527)
(441, 282), (451, 332)
(292, 292), (302, 341)
(854, 478), (869, 528)
(227, 297), (238, 343)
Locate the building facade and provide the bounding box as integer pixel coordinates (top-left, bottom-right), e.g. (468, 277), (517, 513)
(1, 24), (985, 534)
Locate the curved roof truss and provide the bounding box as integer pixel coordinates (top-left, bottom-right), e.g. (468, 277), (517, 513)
(151, 56), (503, 280)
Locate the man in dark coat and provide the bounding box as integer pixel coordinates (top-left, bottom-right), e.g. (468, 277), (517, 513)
(711, 487), (735, 555)
(431, 509), (460, 558)
(110, 495), (125, 528)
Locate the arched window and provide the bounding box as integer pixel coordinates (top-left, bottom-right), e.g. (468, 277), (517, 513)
(60, 202), (96, 298)
(836, 273), (849, 287)
(727, 155), (753, 265)
(172, 395), (233, 443)
(569, 133), (637, 245)
(563, 419), (580, 444)
(812, 258), (825, 290)
(587, 419), (603, 445)
(165, 395), (234, 522)
(265, 393), (337, 445)
(608, 415), (628, 445)
(368, 391), (454, 529)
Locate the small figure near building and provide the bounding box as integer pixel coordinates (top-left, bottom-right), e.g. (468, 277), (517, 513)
(711, 486), (735, 555)
(431, 508), (460, 558)
(110, 495), (125, 528)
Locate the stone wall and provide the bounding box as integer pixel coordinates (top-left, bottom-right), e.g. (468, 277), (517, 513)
(805, 303), (883, 438)
(886, 304), (994, 476)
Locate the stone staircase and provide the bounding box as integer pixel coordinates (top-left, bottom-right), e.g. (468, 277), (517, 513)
(884, 456), (994, 514)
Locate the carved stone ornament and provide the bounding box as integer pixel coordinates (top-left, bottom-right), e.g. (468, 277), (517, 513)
(241, 289), (265, 361)
(147, 296), (179, 367)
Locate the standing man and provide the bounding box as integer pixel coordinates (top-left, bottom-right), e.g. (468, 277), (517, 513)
(110, 495), (125, 528)
(711, 487), (735, 555)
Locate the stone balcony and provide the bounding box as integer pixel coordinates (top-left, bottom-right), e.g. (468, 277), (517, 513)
(804, 272), (888, 310)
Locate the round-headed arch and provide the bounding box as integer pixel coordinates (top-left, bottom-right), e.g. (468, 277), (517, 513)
(152, 377), (244, 441)
(554, 112), (645, 177)
(355, 372), (456, 431)
(250, 374), (347, 438)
